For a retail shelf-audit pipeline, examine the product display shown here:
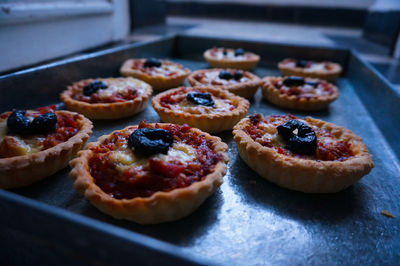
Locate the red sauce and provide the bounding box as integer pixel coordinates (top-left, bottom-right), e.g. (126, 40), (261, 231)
(89, 122), (223, 199)
(245, 114), (353, 161)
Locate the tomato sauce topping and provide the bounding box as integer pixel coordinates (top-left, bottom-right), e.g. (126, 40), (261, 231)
(245, 114), (353, 161)
(89, 122), (224, 199)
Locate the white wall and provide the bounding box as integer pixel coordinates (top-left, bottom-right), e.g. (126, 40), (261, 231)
(0, 0), (130, 73)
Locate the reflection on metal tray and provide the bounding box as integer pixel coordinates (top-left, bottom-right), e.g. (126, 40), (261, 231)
(0, 34), (399, 265)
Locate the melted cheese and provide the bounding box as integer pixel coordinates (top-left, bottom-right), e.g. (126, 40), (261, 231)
(110, 143), (197, 173)
(96, 78), (145, 99)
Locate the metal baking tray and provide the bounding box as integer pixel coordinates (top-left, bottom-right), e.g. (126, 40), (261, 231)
(0, 34), (399, 265)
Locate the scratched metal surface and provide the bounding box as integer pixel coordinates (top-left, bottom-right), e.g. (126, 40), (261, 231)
(1, 35), (399, 265)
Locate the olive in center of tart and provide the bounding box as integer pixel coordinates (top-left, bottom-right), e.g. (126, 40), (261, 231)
(7, 110), (57, 135)
(144, 58), (162, 68)
(128, 128), (173, 156)
(234, 48), (245, 56)
(218, 70), (243, 81)
(186, 92), (215, 107)
(83, 80), (108, 96)
(282, 76), (305, 87)
(296, 60), (308, 68)
(277, 119), (317, 155)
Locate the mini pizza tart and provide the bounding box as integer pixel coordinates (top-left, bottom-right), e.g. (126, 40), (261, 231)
(203, 47), (260, 70)
(278, 58), (342, 81)
(262, 76), (339, 111)
(120, 58), (191, 91)
(188, 69), (262, 99)
(233, 114), (374, 193)
(60, 77), (152, 120)
(152, 86), (249, 133)
(0, 105), (92, 189)
(70, 122), (228, 224)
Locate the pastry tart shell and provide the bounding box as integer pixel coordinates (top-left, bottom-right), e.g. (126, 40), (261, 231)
(278, 60), (342, 81)
(120, 59), (191, 91)
(203, 49), (260, 70)
(233, 116), (374, 193)
(0, 111), (92, 189)
(70, 124), (228, 224)
(60, 77), (152, 120)
(188, 69), (262, 99)
(152, 86), (250, 133)
(261, 77), (339, 111)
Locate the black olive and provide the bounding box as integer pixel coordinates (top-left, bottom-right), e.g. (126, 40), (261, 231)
(83, 80), (108, 96)
(305, 81), (319, 88)
(222, 49), (228, 56)
(144, 58), (162, 68)
(218, 70), (233, 80)
(234, 48), (245, 56)
(283, 76), (305, 87)
(30, 112), (57, 134)
(186, 92), (215, 107)
(277, 119), (317, 155)
(7, 110), (31, 134)
(296, 60), (308, 68)
(233, 70), (243, 80)
(128, 128), (173, 156)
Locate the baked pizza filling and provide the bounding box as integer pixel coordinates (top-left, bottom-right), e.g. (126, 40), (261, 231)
(208, 47), (255, 61)
(89, 122), (224, 199)
(192, 69), (251, 86)
(280, 59), (334, 72)
(272, 77), (336, 98)
(245, 114), (353, 161)
(131, 59), (187, 77)
(159, 87), (237, 114)
(0, 105), (80, 158)
(72, 78), (146, 104)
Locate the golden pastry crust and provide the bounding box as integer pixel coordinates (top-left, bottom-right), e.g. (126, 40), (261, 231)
(0, 110), (92, 189)
(152, 86), (249, 133)
(233, 114), (374, 193)
(188, 69), (262, 99)
(278, 58), (342, 81)
(120, 59), (191, 91)
(60, 77), (152, 120)
(203, 48), (260, 70)
(262, 76), (339, 111)
(70, 123), (228, 224)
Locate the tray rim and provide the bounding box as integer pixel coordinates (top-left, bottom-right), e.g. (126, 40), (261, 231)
(0, 33), (399, 264)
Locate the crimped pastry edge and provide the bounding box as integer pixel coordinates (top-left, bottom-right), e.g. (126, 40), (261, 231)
(120, 59), (191, 91)
(70, 123), (229, 224)
(232, 115), (374, 193)
(203, 49), (260, 70)
(278, 59), (342, 81)
(60, 77), (153, 120)
(187, 68), (262, 99)
(0, 111), (93, 189)
(152, 86), (250, 133)
(261, 76), (339, 111)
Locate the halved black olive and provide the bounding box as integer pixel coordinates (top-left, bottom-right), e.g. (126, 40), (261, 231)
(283, 76), (305, 87)
(218, 70), (233, 80)
(30, 112), (57, 134)
(83, 80), (108, 96)
(128, 128), (173, 156)
(144, 58), (162, 68)
(234, 48), (245, 56)
(233, 70), (243, 80)
(222, 49), (228, 56)
(7, 110), (31, 134)
(296, 60), (308, 68)
(186, 92), (215, 107)
(277, 119), (317, 155)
